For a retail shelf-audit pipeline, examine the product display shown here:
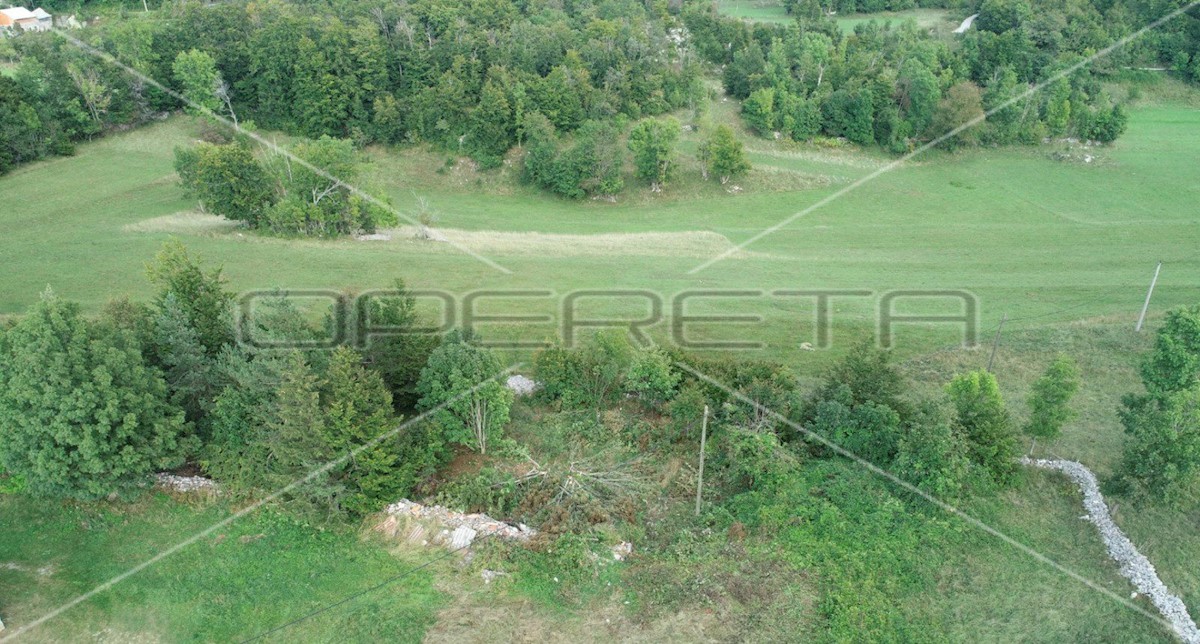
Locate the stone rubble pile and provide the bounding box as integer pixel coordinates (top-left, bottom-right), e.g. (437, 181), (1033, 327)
(1021, 457), (1200, 643)
(155, 473), (219, 494)
(505, 375), (540, 397)
(383, 499), (536, 550)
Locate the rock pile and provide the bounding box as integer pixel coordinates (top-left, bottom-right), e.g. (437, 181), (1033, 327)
(382, 499), (536, 551)
(505, 375), (540, 397)
(1021, 457), (1200, 643)
(155, 473), (219, 494)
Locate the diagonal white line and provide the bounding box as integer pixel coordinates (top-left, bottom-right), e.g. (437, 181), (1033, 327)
(689, 1), (1200, 274)
(50, 30), (513, 275)
(0, 362), (522, 641)
(674, 361), (1181, 639)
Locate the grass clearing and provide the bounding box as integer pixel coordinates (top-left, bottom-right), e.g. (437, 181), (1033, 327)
(3, 97), (1198, 368)
(715, 1), (956, 33)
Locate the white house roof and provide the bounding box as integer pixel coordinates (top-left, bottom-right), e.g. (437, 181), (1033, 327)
(32, 7), (50, 18)
(1, 7), (36, 20)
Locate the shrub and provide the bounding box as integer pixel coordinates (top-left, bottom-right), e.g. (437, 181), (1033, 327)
(625, 347), (681, 407)
(717, 426), (802, 492)
(892, 403), (971, 498)
(945, 370), (1018, 484)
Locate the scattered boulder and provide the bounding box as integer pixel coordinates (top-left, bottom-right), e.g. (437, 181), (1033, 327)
(449, 525), (477, 550)
(612, 542), (633, 561)
(481, 569), (507, 584)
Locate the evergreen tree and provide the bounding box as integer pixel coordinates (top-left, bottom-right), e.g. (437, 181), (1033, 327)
(323, 347), (405, 515)
(352, 280), (439, 412)
(153, 293), (217, 430)
(0, 290), (191, 500)
(146, 240), (235, 357)
(264, 351), (339, 512)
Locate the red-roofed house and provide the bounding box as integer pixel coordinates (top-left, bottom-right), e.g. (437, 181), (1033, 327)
(0, 6), (52, 33)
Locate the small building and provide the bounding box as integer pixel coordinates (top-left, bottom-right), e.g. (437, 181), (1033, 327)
(0, 6), (52, 33)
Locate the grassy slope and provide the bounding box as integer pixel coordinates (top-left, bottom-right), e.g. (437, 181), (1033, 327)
(2, 102), (1198, 369)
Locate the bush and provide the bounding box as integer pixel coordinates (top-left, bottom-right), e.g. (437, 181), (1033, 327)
(716, 426), (802, 492)
(892, 403), (971, 498)
(810, 386), (903, 465)
(945, 370), (1018, 484)
(625, 347), (681, 407)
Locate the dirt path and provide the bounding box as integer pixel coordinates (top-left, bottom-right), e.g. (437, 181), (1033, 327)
(1020, 457), (1200, 643)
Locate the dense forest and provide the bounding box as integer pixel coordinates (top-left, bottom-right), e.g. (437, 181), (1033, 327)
(2, 0), (1199, 177)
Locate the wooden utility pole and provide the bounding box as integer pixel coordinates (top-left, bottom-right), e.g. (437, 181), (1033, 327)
(1136, 261), (1163, 332)
(986, 313), (1007, 373)
(695, 405), (709, 517)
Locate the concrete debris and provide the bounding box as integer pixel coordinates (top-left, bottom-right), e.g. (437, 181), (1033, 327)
(612, 542), (633, 561)
(383, 499), (536, 552)
(450, 525), (477, 550)
(1021, 457), (1200, 643)
(506, 375), (540, 396)
(155, 473), (218, 494)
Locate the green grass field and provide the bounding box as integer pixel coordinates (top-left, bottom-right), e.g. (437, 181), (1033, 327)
(716, 1), (955, 33)
(2, 76), (1199, 641)
(2, 89), (1197, 368)
(0, 493), (449, 642)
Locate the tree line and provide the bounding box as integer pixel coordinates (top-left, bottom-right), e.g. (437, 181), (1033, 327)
(0, 0), (702, 174)
(684, 0), (1200, 151)
(5, 0), (1198, 177)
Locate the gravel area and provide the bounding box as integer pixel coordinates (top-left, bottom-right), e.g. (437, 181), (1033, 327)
(1021, 457), (1200, 643)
